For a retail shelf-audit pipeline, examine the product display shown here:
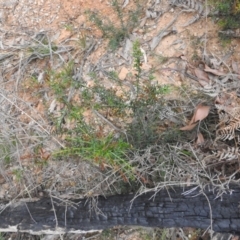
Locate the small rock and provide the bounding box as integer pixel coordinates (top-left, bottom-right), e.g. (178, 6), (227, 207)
(118, 67), (129, 80)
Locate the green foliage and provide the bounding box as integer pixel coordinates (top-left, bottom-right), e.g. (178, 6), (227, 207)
(47, 60), (174, 185)
(217, 1), (231, 13)
(86, 10), (126, 50)
(215, 0), (240, 15)
(94, 86), (127, 113)
(0, 143), (11, 165)
(218, 16), (240, 29)
(132, 40), (142, 78)
(212, 0), (240, 30)
(78, 32), (88, 50)
(0, 138), (17, 165)
(47, 63), (136, 180)
(49, 61), (76, 103)
(157, 54), (169, 64)
(64, 23), (74, 31)
(160, 229), (168, 240)
(46, 38), (176, 189)
(0, 233), (4, 240)
(86, 0), (143, 50)
(100, 229), (114, 239)
(12, 168), (23, 182)
(29, 42), (58, 55)
(56, 133), (135, 180)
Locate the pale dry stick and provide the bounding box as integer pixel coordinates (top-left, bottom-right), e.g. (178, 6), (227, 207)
(50, 193), (59, 228)
(26, 47), (69, 65)
(15, 140), (23, 169)
(88, 197), (107, 218)
(84, 233), (102, 240)
(129, 181), (183, 211)
(202, 0), (208, 60)
(178, 228), (189, 240)
(201, 189), (213, 239)
(207, 51), (234, 80)
(0, 93), (65, 148)
(47, 34), (53, 63)
(150, 13), (179, 50)
(24, 202), (37, 224)
(67, 86), (77, 103)
(0, 201), (13, 215)
(188, 144), (212, 179)
(93, 109), (128, 136)
(0, 89), (49, 127)
(28, 34), (71, 64)
(191, 144), (234, 194)
(130, 180), (192, 206)
(98, 166), (132, 195)
(0, 183), (42, 214)
(209, 172), (240, 200)
(5, 124), (49, 160)
(83, 168), (124, 198)
(224, 170), (240, 187)
(65, 204), (68, 227)
(182, 185), (200, 196)
(23, 184), (35, 200)
(15, 51), (24, 91)
(46, 38), (71, 64)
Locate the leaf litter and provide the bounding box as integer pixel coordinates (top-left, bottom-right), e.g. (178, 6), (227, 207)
(0, 1), (240, 238)
(180, 103), (210, 131)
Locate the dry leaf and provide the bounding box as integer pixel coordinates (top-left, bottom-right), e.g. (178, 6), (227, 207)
(180, 104), (210, 131)
(139, 17), (147, 27)
(40, 148), (51, 161)
(180, 122), (198, 131)
(198, 79), (209, 87)
(191, 104), (210, 124)
(196, 132), (204, 145)
(215, 95), (223, 105)
(194, 67), (210, 84)
(204, 64), (225, 76)
(180, 55), (187, 61)
(118, 67), (129, 80)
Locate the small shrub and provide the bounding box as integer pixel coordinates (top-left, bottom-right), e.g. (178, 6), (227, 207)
(212, 0), (240, 30)
(86, 0), (143, 50)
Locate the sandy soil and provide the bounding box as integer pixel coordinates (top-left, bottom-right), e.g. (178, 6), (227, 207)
(0, 0), (240, 239)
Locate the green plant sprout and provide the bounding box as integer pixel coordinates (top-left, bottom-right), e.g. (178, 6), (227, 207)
(86, 0), (143, 50)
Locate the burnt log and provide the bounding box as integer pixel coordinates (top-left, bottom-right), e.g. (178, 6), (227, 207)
(0, 185), (239, 235)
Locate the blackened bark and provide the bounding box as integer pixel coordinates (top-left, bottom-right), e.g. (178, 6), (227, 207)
(0, 185), (240, 235)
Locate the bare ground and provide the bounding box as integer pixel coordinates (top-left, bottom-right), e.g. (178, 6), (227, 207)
(0, 0), (240, 239)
